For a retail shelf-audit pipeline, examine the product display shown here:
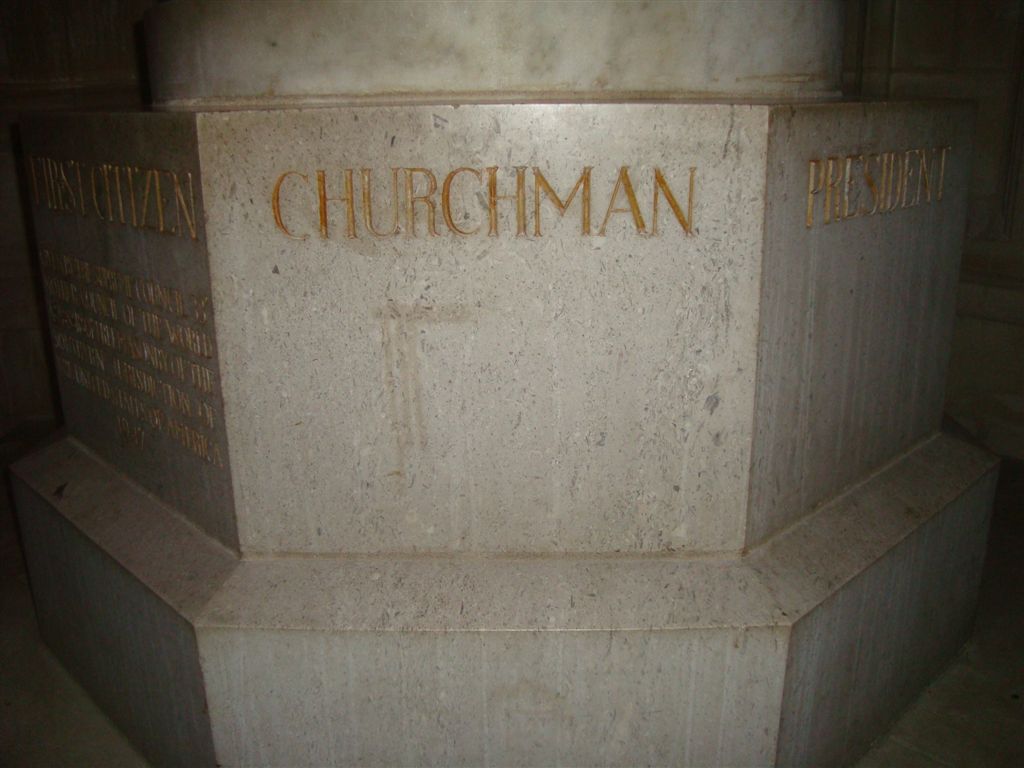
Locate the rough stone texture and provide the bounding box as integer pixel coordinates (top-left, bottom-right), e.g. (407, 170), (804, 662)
(197, 103), (768, 555)
(11, 98), (991, 765)
(9, 437), (235, 767)
(145, 0), (843, 108)
(11, 438), (238, 616)
(18, 112), (238, 547)
(199, 627), (786, 768)
(195, 435), (997, 768)
(17, 102), (975, 556)
(10, 432), (996, 766)
(775, 455), (997, 766)
(192, 102), (973, 554)
(749, 102), (973, 546)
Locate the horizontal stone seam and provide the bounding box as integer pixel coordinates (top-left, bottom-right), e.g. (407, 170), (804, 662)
(154, 94), (834, 113)
(192, 623), (791, 634)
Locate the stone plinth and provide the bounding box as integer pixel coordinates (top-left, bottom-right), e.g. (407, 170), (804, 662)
(20, 103), (972, 554)
(145, 0), (844, 108)
(12, 432), (996, 766)
(12, 97), (994, 766)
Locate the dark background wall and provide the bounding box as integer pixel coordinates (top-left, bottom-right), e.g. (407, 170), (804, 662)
(0, 0), (154, 437)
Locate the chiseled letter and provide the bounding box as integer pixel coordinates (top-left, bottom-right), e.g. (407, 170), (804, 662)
(90, 164), (112, 221)
(110, 164), (129, 224)
(123, 166), (144, 226)
(599, 166), (646, 235)
(137, 168), (159, 231)
(272, 171), (310, 240)
(442, 167), (482, 236)
(56, 159), (78, 212)
(652, 167), (695, 235)
(72, 161), (86, 215)
(154, 170), (174, 234)
(823, 158), (842, 224)
(361, 168), (402, 236)
(533, 167), (591, 236)
(317, 169), (357, 239)
(842, 156), (861, 220)
(861, 154), (880, 216)
(917, 148), (932, 204)
(880, 152), (903, 213)
(486, 166), (527, 237)
(171, 171), (198, 240)
(404, 168), (440, 237)
(899, 149), (917, 208)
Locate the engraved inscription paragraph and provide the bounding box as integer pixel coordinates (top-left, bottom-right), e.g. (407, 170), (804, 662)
(40, 249), (225, 467)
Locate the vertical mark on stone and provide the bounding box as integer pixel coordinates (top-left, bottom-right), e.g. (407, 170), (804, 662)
(380, 303), (474, 483)
(722, 108), (736, 159)
(381, 311), (408, 479)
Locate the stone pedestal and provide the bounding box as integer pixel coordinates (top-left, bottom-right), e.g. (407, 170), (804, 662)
(10, 3), (996, 766)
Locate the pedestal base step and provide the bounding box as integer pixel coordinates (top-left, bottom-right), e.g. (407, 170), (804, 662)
(11, 434), (997, 766)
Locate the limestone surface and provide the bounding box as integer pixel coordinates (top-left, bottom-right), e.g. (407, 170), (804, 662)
(12, 97), (990, 767)
(19, 102), (973, 554)
(145, 0), (844, 108)
(10, 432), (997, 766)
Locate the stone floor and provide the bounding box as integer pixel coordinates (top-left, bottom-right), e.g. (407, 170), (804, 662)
(1, 423), (1022, 767)
(855, 456), (1024, 768)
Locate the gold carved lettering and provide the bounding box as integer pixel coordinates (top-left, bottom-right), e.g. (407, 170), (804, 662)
(43, 248), (225, 468)
(599, 166), (645, 235)
(807, 160), (823, 228)
(28, 156), (200, 241)
(652, 167), (695, 235)
(362, 168), (403, 236)
(171, 172), (198, 239)
(918, 149), (932, 204)
(271, 164), (701, 240)
(805, 144), (953, 228)
(533, 167), (592, 236)
(317, 169), (357, 239)
(441, 167), (482, 236)
(487, 166), (527, 237)
(404, 168), (440, 237)
(861, 154), (880, 216)
(841, 156), (860, 220)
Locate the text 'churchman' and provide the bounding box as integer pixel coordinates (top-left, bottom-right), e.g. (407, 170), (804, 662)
(271, 165), (697, 240)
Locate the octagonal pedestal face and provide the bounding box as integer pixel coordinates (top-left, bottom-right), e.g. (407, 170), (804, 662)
(20, 102), (971, 555)
(12, 99), (992, 766)
(143, 0), (844, 108)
